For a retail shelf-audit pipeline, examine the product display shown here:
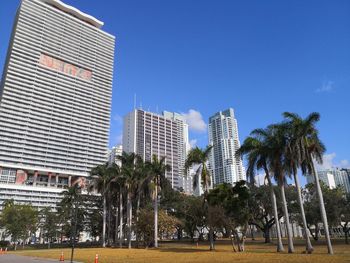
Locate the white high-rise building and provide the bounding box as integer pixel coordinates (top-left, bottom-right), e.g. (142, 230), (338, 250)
(0, 0), (115, 210)
(307, 168), (350, 193)
(108, 145), (123, 166)
(208, 108), (245, 186)
(123, 109), (190, 191)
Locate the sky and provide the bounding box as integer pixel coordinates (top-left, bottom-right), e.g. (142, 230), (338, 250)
(1, 0), (349, 183)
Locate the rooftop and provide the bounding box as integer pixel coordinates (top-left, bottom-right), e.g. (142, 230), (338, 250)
(41, 0), (104, 28)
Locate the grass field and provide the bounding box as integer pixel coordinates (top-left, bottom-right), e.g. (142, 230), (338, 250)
(11, 239), (350, 263)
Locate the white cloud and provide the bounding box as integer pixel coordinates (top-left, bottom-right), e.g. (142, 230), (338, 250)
(115, 134), (123, 145)
(315, 81), (334, 93)
(315, 153), (350, 170)
(340, 160), (350, 168)
(113, 114), (123, 125)
(189, 139), (197, 148)
(181, 109), (207, 133)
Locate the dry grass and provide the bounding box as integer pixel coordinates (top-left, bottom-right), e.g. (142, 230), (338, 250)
(11, 239), (350, 263)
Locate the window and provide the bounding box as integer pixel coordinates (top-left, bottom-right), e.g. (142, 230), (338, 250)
(0, 169), (17, 184)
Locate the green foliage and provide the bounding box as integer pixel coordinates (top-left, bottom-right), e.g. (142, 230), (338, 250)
(208, 181), (250, 228)
(135, 208), (180, 247)
(185, 145), (213, 192)
(0, 201), (38, 246)
(303, 182), (344, 240)
(41, 208), (60, 245)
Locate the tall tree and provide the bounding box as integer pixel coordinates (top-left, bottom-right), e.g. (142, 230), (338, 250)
(60, 184), (84, 262)
(285, 112), (333, 254)
(108, 163), (125, 248)
(90, 163), (114, 247)
(207, 182), (251, 252)
(283, 112), (314, 253)
(185, 145), (215, 250)
(341, 193), (350, 244)
(237, 135), (284, 252)
(147, 155), (171, 248)
(252, 125), (295, 253)
(248, 185), (282, 244)
(185, 146), (213, 194)
(118, 152), (143, 249)
(41, 207), (59, 249)
(0, 200), (38, 250)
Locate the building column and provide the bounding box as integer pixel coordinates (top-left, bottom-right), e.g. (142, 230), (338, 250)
(68, 176), (72, 187)
(33, 171), (38, 186)
(48, 173), (52, 186)
(56, 174), (59, 188)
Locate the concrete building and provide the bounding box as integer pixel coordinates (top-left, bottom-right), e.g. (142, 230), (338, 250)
(306, 168), (350, 193)
(208, 108), (245, 186)
(0, 0), (115, 210)
(123, 109), (190, 191)
(108, 144), (123, 166)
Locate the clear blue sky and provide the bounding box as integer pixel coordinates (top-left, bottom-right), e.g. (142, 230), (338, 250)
(1, 1), (349, 176)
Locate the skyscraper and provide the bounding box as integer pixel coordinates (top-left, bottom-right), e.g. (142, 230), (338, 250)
(306, 168), (350, 193)
(208, 108), (245, 186)
(123, 109), (190, 191)
(0, 0), (115, 209)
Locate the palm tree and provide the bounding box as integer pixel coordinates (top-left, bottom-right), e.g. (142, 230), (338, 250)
(237, 136), (284, 252)
(90, 163), (114, 248)
(147, 155), (171, 248)
(185, 145), (214, 250)
(107, 163), (124, 248)
(60, 184), (82, 262)
(283, 112), (314, 253)
(185, 146), (213, 194)
(283, 112), (333, 254)
(118, 152), (143, 249)
(252, 125), (295, 253)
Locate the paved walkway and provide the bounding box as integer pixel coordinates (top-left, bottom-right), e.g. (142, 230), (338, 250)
(0, 254), (82, 262)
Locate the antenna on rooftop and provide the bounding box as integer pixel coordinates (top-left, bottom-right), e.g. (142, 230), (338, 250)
(133, 93), (136, 110)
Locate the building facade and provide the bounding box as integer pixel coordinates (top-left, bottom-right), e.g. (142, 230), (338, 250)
(306, 168), (350, 193)
(108, 144), (123, 166)
(0, 0), (115, 210)
(123, 109), (190, 191)
(208, 108), (245, 186)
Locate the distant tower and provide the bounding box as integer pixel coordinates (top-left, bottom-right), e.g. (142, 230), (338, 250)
(208, 108), (245, 186)
(123, 109), (190, 191)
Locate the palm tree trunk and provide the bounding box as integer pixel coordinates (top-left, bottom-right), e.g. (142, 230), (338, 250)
(154, 182), (158, 248)
(115, 207), (118, 246)
(265, 170), (284, 252)
(127, 189), (132, 249)
(279, 183), (294, 253)
(293, 171), (313, 253)
(102, 195), (107, 248)
(119, 185), (123, 248)
(108, 201), (112, 246)
(136, 193), (141, 248)
(311, 159), (333, 254)
(209, 228), (215, 250)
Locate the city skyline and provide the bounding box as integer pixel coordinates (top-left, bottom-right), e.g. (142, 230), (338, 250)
(1, 0), (349, 180)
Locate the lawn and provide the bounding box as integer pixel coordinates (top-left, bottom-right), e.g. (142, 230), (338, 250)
(11, 239), (350, 263)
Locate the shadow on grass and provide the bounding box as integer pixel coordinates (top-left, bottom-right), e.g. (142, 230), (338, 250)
(158, 247), (212, 253)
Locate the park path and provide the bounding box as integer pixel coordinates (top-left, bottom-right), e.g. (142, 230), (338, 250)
(0, 254), (82, 263)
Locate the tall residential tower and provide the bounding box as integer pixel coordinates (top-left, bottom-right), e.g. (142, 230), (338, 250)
(0, 0), (115, 209)
(208, 108), (245, 186)
(123, 109), (190, 192)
